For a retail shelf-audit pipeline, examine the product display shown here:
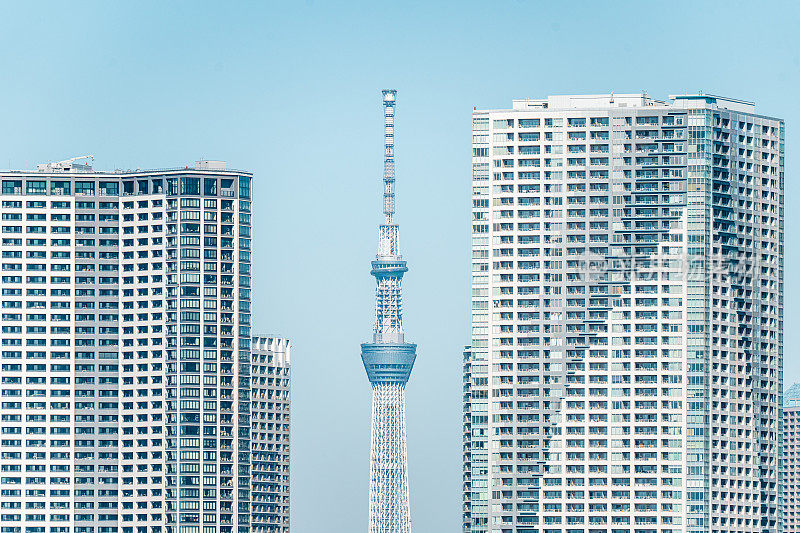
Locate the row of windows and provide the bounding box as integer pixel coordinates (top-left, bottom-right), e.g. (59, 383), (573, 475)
(1, 201), (121, 209)
(1, 197), (246, 214)
(1, 238), (161, 247)
(0, 214), (179, 222)
(0, 236), (246, 248)
(1, 225), (164, 234)
(486, 141), (688, 154)
(1, 176), (249, 200)
(489, 115), (685, 129)
(1, 275), (167, 286)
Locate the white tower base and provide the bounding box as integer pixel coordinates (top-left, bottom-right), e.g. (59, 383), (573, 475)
(368, 382), (411, 533)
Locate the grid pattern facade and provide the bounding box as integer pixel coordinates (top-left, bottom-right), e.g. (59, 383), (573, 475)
(783, 400), (800, 532)
(464, 94), (783, 533)
(250, 337), (290, 533)
(0, 162), (253, 533)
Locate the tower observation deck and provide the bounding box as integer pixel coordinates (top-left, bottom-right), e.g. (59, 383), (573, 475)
(361, 89), (416, 533)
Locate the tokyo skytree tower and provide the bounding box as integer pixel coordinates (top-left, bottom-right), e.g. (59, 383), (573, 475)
(361, 89), (417, 533)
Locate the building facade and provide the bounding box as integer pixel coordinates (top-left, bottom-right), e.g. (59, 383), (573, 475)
(250, 336), (290, 533)
(0, 160), (253, 533)
(782, 387), (800, 532)
(464, 94), (783, 533)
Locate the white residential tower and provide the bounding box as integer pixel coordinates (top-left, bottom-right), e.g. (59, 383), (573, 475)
(0, 160), (254, 533)
(464, 94), (783, 533)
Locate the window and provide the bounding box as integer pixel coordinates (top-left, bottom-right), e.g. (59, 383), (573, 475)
(51, 182), (71, 195)
(75, 182), (95, 195)
(2, 181), (21, 194)
(99, 182), (118, 196)
(239, 176), (250, 199)
(25, 182), (46, 195)
(180, 177), (200, 195)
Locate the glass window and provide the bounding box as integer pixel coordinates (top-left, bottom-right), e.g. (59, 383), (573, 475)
(181, 177), (200, 195)
(51, 181), (71, 195)
(26, 181), (46, 194)
(239, 176), (250, 199)
(75, 182), (95, 195)
(100, 182), (118, 196)
(2, 180), (22, 194)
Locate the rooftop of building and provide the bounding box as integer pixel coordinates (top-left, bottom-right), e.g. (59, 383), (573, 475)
(476, 92), (779, 119)
(0, 158), (251, 176)
(786, 382), (800, 407)
(251, 335), (291, 366)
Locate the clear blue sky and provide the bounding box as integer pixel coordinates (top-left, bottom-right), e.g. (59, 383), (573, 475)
(0, 1), (798, 530)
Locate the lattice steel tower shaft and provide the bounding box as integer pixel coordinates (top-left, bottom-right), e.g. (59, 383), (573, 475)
(361, 89), (417, 533)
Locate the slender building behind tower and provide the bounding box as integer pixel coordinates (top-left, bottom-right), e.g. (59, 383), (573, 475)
(782, 383), (800, 533)
(464, 94), (783, 533)
(250, 336), (291, 533)
(361, 90), (417, 533)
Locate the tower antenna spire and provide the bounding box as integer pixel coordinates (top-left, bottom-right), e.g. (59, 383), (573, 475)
(377, 90), (400, 259)
(382, 89), (396, 225)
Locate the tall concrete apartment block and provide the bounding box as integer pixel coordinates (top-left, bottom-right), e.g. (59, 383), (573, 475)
(782, 388), (800, 532)
(250, 336), (290, 533)
(0, 161), (254, 533)
(464, 94), (783, 533)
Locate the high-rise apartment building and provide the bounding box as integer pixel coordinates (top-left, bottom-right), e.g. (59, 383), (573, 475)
(250, 336), (290, 533)
(464, 94), (783, 533)
(0, 159), (254, 533)
(782, 385), (800, 532)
